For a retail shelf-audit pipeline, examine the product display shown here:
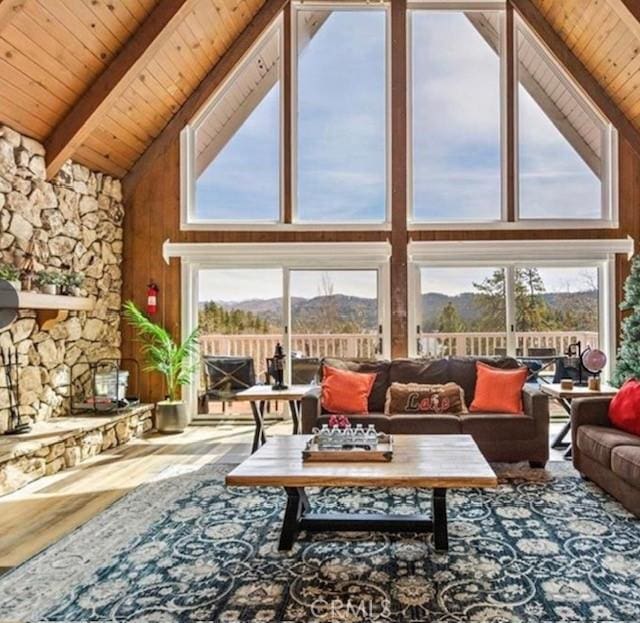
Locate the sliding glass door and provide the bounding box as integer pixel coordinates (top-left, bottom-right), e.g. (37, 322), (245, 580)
(289, 270), (381, 381)
(414, 262), (603, 360)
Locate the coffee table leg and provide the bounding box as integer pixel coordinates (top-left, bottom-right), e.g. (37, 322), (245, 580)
(279, 487), (310, 551)
(432, 488), (448, 551)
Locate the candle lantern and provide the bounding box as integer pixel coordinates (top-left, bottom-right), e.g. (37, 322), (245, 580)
(272, 342), (288, 390)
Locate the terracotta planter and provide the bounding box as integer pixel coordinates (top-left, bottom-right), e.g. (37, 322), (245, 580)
(156, 401), (190, 433)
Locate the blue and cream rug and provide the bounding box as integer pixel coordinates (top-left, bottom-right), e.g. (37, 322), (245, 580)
(1, 462), (639, 622)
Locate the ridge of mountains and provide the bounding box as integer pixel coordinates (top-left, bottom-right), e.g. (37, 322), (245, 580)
(200, 290), (598, 331)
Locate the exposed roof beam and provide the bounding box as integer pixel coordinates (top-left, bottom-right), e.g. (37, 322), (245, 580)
(0, 0), (26, 35)
(123, 0), (289, 197)
(44, 0), (192, 179)
(510, 0), (640, 157)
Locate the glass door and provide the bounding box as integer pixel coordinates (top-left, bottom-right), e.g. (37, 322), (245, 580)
(417, 266), (508, 358)
(289, 270), (382, 382)
(513, 265), (600, 357)
(197, 268), (284, 415)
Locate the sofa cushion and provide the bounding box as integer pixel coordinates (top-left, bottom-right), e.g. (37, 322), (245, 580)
(384, 382), (468, 415)
(611, 446), (640, 487)
(315, 413), (391, 434)
(576, 425), (640, 467)
(609, 379), (640, 436)
(470, 363), (528, 414)
(460, 413), (536, 441)
(389, 414), (462, 435)
(390, 358), (449, 386)
(321, 365), (376, 414)
(323, 358), (390, 413)
(448, 357), (520, 406)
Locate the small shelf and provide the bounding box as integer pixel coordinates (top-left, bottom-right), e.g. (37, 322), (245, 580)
(15, 292), (94, 329)
(17, 292), (93, 312)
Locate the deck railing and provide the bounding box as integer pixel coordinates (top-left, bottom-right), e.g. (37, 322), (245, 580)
(200, 330), (598, 378)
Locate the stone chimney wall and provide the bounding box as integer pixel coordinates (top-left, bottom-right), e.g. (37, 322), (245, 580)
(0, 125), (123, 431)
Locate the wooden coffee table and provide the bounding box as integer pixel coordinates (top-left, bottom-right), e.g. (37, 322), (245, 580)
(226, 434), (497, 552)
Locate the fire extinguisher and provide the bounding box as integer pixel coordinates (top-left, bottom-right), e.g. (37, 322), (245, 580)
(147, 282), (159, 315)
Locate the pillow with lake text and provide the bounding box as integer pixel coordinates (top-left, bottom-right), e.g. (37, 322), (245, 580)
(384, 382), (468, 415)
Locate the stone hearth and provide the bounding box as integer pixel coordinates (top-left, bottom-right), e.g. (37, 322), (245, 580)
(0, 404), (154, 496)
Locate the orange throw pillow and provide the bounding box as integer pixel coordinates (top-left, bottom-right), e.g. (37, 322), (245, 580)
(470, 362), (528, 414)
(321, 365), (376, 415)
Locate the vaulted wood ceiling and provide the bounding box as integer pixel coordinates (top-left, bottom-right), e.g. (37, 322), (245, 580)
(0, 0), (639, 181)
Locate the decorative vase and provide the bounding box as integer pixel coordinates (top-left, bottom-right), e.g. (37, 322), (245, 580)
(41, 284), (58, 295)
(156, 401), (189, 433)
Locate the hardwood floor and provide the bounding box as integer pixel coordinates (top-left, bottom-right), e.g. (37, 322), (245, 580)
(0, 419), (293, 572)
(0, 418), (570, 573)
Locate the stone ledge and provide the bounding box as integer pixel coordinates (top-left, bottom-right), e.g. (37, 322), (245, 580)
(0, 404), (154, 497)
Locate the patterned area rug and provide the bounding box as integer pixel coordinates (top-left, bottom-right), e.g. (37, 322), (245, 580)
(1, 462), (639, 623)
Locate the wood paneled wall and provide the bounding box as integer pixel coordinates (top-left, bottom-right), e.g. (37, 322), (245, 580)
(121, 135), (639, 402)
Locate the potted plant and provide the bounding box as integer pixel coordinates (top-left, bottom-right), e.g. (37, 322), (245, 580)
(123, 301), (200, 433)
(62, 271), (84, 296)
(36, 270), (63, 295)
(0, 263), (21, 291)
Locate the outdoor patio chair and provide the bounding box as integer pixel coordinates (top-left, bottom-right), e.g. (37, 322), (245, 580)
(201, 356), (256, 415)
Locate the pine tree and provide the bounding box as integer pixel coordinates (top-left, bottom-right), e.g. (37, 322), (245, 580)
(438, 301), (466, 332)
(612, 256), (640, 386)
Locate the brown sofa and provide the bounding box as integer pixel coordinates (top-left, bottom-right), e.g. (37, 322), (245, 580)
(301, 357), (550, 467)
(571, 397), (640, 516)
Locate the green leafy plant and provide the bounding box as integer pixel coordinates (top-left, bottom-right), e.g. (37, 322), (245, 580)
(35, 270), (64, 286)
(123, 300), (200, 402)
(0, 263), (20, 282)
(64, 271), (85, 288)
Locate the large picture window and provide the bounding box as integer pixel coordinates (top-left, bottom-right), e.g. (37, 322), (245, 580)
(516, 16), (613, 222)
(410, 10), (502, 222)
(296, 7), (387, 222)
(185, 21), (282, 224)
(180, 2), (618, 229)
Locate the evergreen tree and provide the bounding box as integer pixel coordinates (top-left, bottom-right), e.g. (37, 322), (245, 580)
(612, 256), (640, 386)
(437, 301), (466, 332)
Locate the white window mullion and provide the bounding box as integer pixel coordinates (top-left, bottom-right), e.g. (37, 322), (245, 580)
(505, 265), (517, 356)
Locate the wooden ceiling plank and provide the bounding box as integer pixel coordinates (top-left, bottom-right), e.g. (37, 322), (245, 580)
(82, 133), (134, 170)
(0, 89), (51, 137)
(44, 0), (193, 178)
(99, 115), (150, 153)
(123, 0), (284, 195)
(146, 57), (191, 102)
(35, 0), (111, 70)
(73, 143), (128, 177)
(0, 0), (26, 35)
(0, 24), (84, 95)
(200, 0), (234, 53)
(511, 0), (640, 156)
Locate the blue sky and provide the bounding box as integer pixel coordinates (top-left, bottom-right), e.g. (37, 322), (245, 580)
(195, 9), (601, 224)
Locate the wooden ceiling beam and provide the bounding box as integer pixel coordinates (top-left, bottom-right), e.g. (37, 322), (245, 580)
(122, 0), (289, 197)
(43, 0), (192, 179)
(510, 0), (640, 158)
(0, 0), (26, 35)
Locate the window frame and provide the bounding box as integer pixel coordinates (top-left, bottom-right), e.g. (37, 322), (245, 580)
(291, 1), (392, 226)
(407, 1), (619, 230)
(176, 241), (392, 412)
(180, 16), (285, 230)
(406, 238), (633, 378)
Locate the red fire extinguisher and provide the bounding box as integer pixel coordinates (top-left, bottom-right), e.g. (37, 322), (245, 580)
(147, 282), (159, 315)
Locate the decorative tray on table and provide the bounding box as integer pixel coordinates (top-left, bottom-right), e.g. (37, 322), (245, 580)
(302, 430), (393, 463)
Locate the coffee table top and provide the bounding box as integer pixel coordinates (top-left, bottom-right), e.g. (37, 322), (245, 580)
(226, 434), (497, 489)
(234, 384), (316, 401)
(539, 383), (618, 399)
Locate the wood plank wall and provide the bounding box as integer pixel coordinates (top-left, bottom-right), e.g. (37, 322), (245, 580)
(121, 136), (639, 402)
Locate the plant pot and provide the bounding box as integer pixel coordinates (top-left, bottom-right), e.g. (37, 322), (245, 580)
(41, 284), (58, 295)
(156, 401), (190, 433)
(9, 280), (21, 292)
